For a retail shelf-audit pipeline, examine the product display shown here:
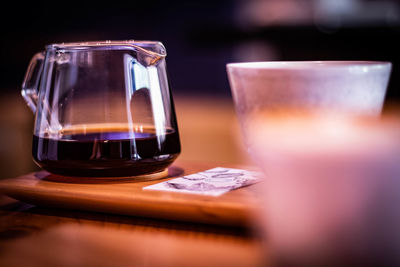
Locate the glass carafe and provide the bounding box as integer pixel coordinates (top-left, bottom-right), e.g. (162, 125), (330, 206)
(22, 40), (180, 177)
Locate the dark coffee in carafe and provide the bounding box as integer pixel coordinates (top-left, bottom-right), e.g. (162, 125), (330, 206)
(33, 124), (180, 177)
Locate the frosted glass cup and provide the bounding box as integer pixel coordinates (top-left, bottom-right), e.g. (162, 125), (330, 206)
(22, 41), (180, 177)
(227, 61), (392, 150)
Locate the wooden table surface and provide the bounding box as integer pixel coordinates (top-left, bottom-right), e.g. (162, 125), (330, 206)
(0, 160), (265, 267)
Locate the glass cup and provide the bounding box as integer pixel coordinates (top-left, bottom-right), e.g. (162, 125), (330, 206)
(22, 40), (180, 177)
(227, 61), (396, 266)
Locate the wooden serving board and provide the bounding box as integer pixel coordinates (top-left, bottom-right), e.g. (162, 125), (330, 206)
(0, 161), (261, 226)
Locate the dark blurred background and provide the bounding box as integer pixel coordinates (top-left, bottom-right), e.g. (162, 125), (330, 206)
(1, 0), (400, 178)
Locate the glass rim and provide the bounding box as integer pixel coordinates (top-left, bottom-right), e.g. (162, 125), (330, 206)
(46, 40), (166, 57)
(226, 61), (391, 70)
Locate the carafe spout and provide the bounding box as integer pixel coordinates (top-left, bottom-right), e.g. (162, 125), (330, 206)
(131, 41), (166, 66)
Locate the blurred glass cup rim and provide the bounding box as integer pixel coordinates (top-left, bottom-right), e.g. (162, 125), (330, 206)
(226, 60), (391, 70)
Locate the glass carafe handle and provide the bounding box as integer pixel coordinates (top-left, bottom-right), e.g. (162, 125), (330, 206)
(21, 52), (44, 113)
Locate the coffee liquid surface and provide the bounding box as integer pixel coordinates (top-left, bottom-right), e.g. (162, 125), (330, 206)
(33, 124), (180, 177)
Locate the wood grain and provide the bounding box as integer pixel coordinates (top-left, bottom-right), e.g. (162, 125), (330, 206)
(0, 161), (266, 267)
(0, 223), (264, 267)
(0, 161), (261, 226)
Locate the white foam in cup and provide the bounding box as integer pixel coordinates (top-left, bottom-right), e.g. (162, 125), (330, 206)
(249, 113), (400, 266)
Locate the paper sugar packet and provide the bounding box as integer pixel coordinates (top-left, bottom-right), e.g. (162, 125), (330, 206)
(143, 167), (262, 196)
